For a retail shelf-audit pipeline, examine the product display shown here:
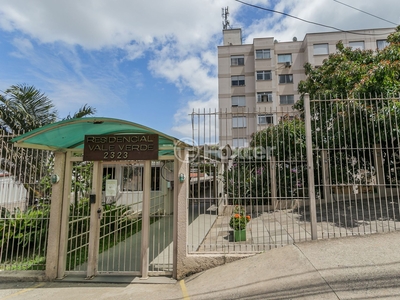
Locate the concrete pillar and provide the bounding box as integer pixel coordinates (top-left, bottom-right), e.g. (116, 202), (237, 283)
(374, 144), (386, 197)
(86, 161), (102, 278)
(217, 162), (225, 216)
(304, 93), (318, 240)
(56, 151), (73, 278)
(45, 151), (66, 280)
(321, 150), (332, 203)
(140, 160), (151, 279)
(270, 156), (277, 210)
(173, 148), (188, 279)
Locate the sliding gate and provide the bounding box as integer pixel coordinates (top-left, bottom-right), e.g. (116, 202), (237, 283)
(65, 160), (174, 277)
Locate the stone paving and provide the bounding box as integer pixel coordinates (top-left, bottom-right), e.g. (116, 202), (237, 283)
(192, 197), (400, 253)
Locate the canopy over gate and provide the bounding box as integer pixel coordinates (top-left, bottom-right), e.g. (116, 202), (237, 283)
(10, 117), (182, 159)
(9, 117), (188, 280)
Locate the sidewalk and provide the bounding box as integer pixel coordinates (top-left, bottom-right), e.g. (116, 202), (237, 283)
(183, 230), (400, 299)
(1, 230), (400, 299)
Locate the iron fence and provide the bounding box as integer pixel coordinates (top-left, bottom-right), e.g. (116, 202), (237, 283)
(188, 95), (400, 254)
(0, 130), (52, 270)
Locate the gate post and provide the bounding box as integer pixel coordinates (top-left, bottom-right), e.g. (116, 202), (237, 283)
(321, 150), (332, 203)
(86, 161), (102, 278)
(304, 94), (318, 240)
(140, 160), (151, 279)
(270, 156), (277, 210)
(45, 151), (66, 280)
(373, 144), (385, 198)
(173, 148), (188, 279)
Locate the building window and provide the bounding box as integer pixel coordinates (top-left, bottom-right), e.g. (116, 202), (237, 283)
(255, 49), (271, 59)
(231, 96), (246, 107)
(280, 95), (295, 105)
(256, 70), (272, 80)
(231, 55), (244, 66)
(232, 116), (246, 128)
(349, 41), (365, 50)
(257, 92), (273, 103)
(279, 74), (293, 84)
(278, 54), (292, 63)
(232, 138), (247, 148)
(313, 43), (329, 55)
(377, 39), (389, 50)
(258, 114), (274, 125)
(231, 75), (245, 86)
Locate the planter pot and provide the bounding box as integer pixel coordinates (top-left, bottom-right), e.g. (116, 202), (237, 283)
(234, 229), (246, 242)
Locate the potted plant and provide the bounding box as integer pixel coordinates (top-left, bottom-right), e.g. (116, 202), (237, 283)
(229, 206), (251, 242)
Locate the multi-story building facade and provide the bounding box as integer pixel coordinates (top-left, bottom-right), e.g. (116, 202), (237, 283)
(218, 27), (394, 148)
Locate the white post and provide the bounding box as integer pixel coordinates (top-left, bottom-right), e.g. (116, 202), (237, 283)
(374, 144), (386, 197)
(270, 156), (277, 210)
(45, 151), (66, 280)
(86, 161), (102, 278)
(304, 94), (318, 240)
(140, 160), (151, 279)
(173, 148), (188, 279)
(321, 150), (332, 203)
(57, 151), (73, 278)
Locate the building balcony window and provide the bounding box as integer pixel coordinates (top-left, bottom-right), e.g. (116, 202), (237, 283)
(231, 55), (244, 66)
(231, 75), (245, 86)
(280, 95), (295, 105)
(258, 114), (274, 125)
(256, 70), (272, 80)
(255, 49), (271, 59)
(257, 92), (273, 103)
(279, 74), (293, 84)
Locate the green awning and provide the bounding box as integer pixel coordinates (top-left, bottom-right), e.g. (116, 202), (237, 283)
(10, 117), (185, 159)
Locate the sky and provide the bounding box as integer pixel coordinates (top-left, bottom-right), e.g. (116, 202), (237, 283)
(0, 0), (398, 140)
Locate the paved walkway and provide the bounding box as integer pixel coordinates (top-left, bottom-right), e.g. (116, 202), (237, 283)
(191, 199), (400, 253)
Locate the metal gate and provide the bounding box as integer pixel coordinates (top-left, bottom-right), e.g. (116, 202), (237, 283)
(65, 160), (173, 276)
(65, 160), (94, 273)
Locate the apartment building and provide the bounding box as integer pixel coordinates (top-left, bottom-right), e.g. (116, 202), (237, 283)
(218, 27), (394, 148)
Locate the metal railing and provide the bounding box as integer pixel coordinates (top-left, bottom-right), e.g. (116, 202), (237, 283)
(188, 95), (400, 253)
(0, 130), (52, 270)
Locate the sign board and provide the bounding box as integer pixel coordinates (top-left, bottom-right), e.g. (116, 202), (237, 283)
(105, 180), (118, 197)
(83, 134), (158, 161)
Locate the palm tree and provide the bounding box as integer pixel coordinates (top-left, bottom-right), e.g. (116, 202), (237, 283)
(0, 84), (96, 204)
(0, 84), (58, 132)
(0, 84), (97, 132)
(64, 104), (96, 120)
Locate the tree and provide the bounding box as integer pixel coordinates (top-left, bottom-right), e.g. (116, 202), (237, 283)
(296, 25), (400, 108)
(0, 84), (96, 204)
(0, 84), (57, 133)
(0, 84), (96, 132)
(294, 26), (400, 186)
(63, 104), (96, 120)
(222, 118), (308, 204)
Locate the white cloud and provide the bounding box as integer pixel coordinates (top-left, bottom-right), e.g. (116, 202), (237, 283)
(0, 0), (226, 50)
(0, 0), (398, 141)
(10, 37), (33, 58)
(243, 0), (398, 43)
(171, 95), (219, 140)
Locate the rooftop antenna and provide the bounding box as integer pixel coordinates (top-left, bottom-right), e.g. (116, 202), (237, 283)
(222, 7), (231, 29)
